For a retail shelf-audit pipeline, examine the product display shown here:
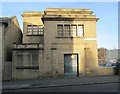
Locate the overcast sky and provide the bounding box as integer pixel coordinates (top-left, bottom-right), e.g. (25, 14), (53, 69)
(1, 2), (118, 49)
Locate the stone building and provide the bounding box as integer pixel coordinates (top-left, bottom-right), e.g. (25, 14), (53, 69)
(12, 8), (99, 79)
(98, 48), (120, 65)
(106, 49), (120, 64)
(0, 16), (22, 80)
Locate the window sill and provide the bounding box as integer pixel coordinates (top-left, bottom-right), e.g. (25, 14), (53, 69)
(26, 34), (44, 36)
(56, 36), (84, 38)
(16, 66), (39, 69)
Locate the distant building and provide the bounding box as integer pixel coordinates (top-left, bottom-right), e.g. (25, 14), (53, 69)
(12, 8), (99, 79)
(98, 48), (107, 64)
(0, 16), (22, 80)
(106, 49), (120, 63)
(98, 48), (120, 64)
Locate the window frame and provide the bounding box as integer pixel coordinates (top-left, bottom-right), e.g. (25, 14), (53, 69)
(64, 25), (70, 37)
(71, 25), (77, 37)
(57, 24), (84, 38)
(27, 25), (44, 35)
(77, 25), (84, 37)
(16, 53), (39, 69)
(27, 25), (32, 35)
(38, 25), (44, 35)
(32, 25), (38, 35)
(57, 25), (64, 37)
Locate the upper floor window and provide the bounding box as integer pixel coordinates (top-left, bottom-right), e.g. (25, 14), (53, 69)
(27, 25), (44, 35)
(77, 25), (84, 37)
(57, 25), (63, 37)
(33, 25), (38, 35)
(57, 24), (84, 37)
(71, 25), (77, 37)
(27, 25), (32, 35)
(64, 25), (70, 37)
(38, 25), (44, 35)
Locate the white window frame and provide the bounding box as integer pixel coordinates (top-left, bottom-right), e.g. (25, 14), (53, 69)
(77, 25), (84, 37)
(71, 25), (77, 37)
(27, 25), (32, 35)
(64, 25), (70, 37)
(57, 25), (63, 37)
(27, 25), (44, 35)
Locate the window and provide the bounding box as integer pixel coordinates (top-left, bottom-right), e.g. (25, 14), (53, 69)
(27, 25), (32, 35)
(32, 25), (38, 35)
(27, 25), (44, 35)
(28, 54), (32, 66)
(32, 53), (38, 66)
(57, 24), (84, 37)
(71, 25), (77, 37)
(16, 51), (39, 70)
(26, 53), (38, 66)
(77, 25), (84, 37)
(17, 54), (23, 67)
(64, 25), (70, 37)
(38, 25), (44, 35)
(57, 25), (63, 37)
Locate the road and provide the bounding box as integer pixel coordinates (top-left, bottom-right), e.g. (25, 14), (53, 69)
(3, 82), (118, 92)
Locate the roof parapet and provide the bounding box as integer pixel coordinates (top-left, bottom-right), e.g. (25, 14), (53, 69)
(21, 12), (44, 17)
(45, 8), (93, 15)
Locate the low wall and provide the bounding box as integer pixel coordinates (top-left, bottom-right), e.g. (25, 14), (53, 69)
(98, 67), (115, 76)
(13, 69), (39, 80)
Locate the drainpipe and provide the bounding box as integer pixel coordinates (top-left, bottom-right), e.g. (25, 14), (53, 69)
(84, 46), (89, 76)
(84, 48), (87, 76)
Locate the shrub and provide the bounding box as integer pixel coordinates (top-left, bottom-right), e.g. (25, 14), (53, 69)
(114, 62), (120, 75)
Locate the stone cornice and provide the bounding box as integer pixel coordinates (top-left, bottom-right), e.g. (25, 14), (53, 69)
(45, 8), (93, 15)
(21, 12), (44, 17)
(42, 17), (99, 22)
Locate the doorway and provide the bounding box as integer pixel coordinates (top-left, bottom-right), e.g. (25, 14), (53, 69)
(64, 54), (78, 77)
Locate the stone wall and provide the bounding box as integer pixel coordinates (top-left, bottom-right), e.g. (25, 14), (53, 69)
(22, 12), (44, 44)
(12, 8), (100, 79)
(12, 44), (44, 79)
(1, 16), (22, 80)
(98, 67), (115, 75)
(43, 16), (98, 77)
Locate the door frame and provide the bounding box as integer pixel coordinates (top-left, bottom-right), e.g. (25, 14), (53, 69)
(64, 53), (79, 77)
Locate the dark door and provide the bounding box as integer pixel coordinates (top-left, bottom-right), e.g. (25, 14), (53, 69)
(64, 54), (78, 77)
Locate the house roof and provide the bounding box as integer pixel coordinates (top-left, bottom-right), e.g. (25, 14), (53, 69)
(0, 16), (16, 23)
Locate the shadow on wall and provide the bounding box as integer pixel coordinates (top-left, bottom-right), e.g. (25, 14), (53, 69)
(4, 19), (22, 62)
(3, 17), (22, 81)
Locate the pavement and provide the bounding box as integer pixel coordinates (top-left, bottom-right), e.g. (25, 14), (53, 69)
(2, 75), (119, 91)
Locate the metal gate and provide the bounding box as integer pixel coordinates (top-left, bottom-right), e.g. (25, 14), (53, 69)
(64, 54), (78, 77)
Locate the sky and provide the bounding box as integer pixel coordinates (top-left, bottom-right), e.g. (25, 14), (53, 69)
(1, 2), (118, 50)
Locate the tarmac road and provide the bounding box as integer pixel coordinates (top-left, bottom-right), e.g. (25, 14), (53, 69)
(2, 75), (119, 93)
(3, 82), (118, 92)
